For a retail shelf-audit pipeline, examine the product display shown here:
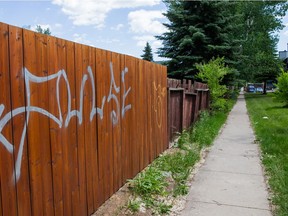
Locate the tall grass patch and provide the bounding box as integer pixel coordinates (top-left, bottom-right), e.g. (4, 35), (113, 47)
(245, 93), (288, 215)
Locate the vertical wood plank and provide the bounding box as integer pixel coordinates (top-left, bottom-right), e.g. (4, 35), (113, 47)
(95, 48), (105, 205)
(47, 35), (64, 216)
(0, 180), (1, 216)
(120, 54), (129, 184)
(0, 22), (18, 216)
(9, 25), (32, 216)
(89, 46), (100, 210)
(137, 60), (144, 170)
(23, 28), (46, 216)
(63, 40), (81, 216)
(81, 44), (94, 214)
(74, 43), (87, 216)
(105, 51), (114, 198)
(125, 56), (138, 177)
(111, 51), (122, 191)
(162, 65), (168, 151)
(154, 64), (160, 154)
(64, 40), (81, 216)
(141, 61), (149, 168)
(56, 38), (73, 216)
(35, 32), (55, 216)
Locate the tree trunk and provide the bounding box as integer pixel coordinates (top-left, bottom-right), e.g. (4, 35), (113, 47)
(263, 81), (267, 94)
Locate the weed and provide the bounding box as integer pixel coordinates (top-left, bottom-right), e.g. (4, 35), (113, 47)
(157, 202), (172, 214)
(173, 182), (189, 196)
(127, 199), (140, 213)
(129, 166), (167, 197)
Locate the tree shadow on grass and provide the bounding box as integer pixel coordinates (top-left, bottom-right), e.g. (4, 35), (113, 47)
(265, 104), (288, 111)
(245, 93), (270, 100)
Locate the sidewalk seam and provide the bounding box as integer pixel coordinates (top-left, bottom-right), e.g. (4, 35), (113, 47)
(201, 169), (263, 176)
(191, 200), (271, 211)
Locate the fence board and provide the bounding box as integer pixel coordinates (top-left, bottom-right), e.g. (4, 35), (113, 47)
(88, 46), (99, 210)
(80, 43), (94, 215)
(35, 32), (55, 216)
(56, 38), (73, 216)
(95, 48), (114, 202)
(9, 25), (32, 216)
(105, 51), (114, 199)
(146, 62), (153, 163)
(0, 22), (18, 216)
(168, 89), (184, 141)
(23, 29), (47, 216)
(95, 48), (106, 205)
(120, 54), (131, 183)
(0, 184), (2, 216)
(74, 43), (88, 216)
(65, 40), (81, 216)
(126, 56), (139, 177)
(161, 65), (168, 151)
(111, 51), (122, 192)
(137, 60), (145, 170)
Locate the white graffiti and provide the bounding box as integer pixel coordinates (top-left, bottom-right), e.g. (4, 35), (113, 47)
(0, 62), (131, 183)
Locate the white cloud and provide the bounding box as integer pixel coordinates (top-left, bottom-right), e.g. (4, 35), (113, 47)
(55, 23), (63, 28)
(52, 0), (161, 28)
(134, 35), (155, 47)
(73, 33), (93, 45)
(128, 9), (166, 35)
(95, 37), (120, 44)
(284, 30), (288, 36)
(128, 10), (167, 56)
(111, 24), (124, 31)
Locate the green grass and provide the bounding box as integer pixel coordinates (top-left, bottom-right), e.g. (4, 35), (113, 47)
(127, 98), (237, 215)
(245, 93), (288, 216)
(191, 99), (236, 148)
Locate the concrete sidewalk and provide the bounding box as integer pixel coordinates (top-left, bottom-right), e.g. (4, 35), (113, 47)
(181, 93), (271, 216)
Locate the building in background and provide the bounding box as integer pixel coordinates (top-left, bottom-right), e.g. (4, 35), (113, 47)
(279, 44), (288, 71)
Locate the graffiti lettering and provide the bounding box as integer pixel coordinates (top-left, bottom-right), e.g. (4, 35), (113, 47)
(0, 62), (131, 183)
(153, 82), (166, 128)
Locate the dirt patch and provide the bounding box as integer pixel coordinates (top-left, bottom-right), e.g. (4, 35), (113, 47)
(92, 147), (210, 216)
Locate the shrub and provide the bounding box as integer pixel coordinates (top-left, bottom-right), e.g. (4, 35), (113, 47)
(274, 69), (288, 106)
(196, 57), (230, 111)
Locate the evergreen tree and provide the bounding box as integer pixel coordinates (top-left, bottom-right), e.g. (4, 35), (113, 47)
(35, 25), (51, 35)
(157, 1), (240, 78)
(141, 42), (154, 62)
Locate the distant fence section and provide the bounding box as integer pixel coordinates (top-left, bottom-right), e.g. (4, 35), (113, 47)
(0, 22), (167, 216)
(167, 79), (209, 142)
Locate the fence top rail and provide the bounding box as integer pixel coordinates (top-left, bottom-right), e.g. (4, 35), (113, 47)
(195, 88), (209, 92)
(168, 88), (185, 91)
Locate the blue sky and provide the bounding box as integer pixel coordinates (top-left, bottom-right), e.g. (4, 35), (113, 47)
(0, 0), (287, 61)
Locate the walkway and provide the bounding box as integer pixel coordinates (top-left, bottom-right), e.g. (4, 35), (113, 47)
(181, 93), (271, 216)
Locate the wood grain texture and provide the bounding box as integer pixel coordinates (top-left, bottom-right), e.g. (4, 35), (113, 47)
(0, 22), (18, 216)
(9, 25), (32, 216)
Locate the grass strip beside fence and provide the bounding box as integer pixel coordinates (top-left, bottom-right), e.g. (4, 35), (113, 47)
(126, 98), (237, 215)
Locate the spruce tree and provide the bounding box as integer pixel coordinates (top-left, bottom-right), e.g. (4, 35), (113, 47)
(141, 42), (154, 62)
(157, 1), (240, 78)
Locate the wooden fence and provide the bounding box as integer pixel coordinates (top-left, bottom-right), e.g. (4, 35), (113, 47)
(167, 79), (209, 142)
(0, 22), (167, 216)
